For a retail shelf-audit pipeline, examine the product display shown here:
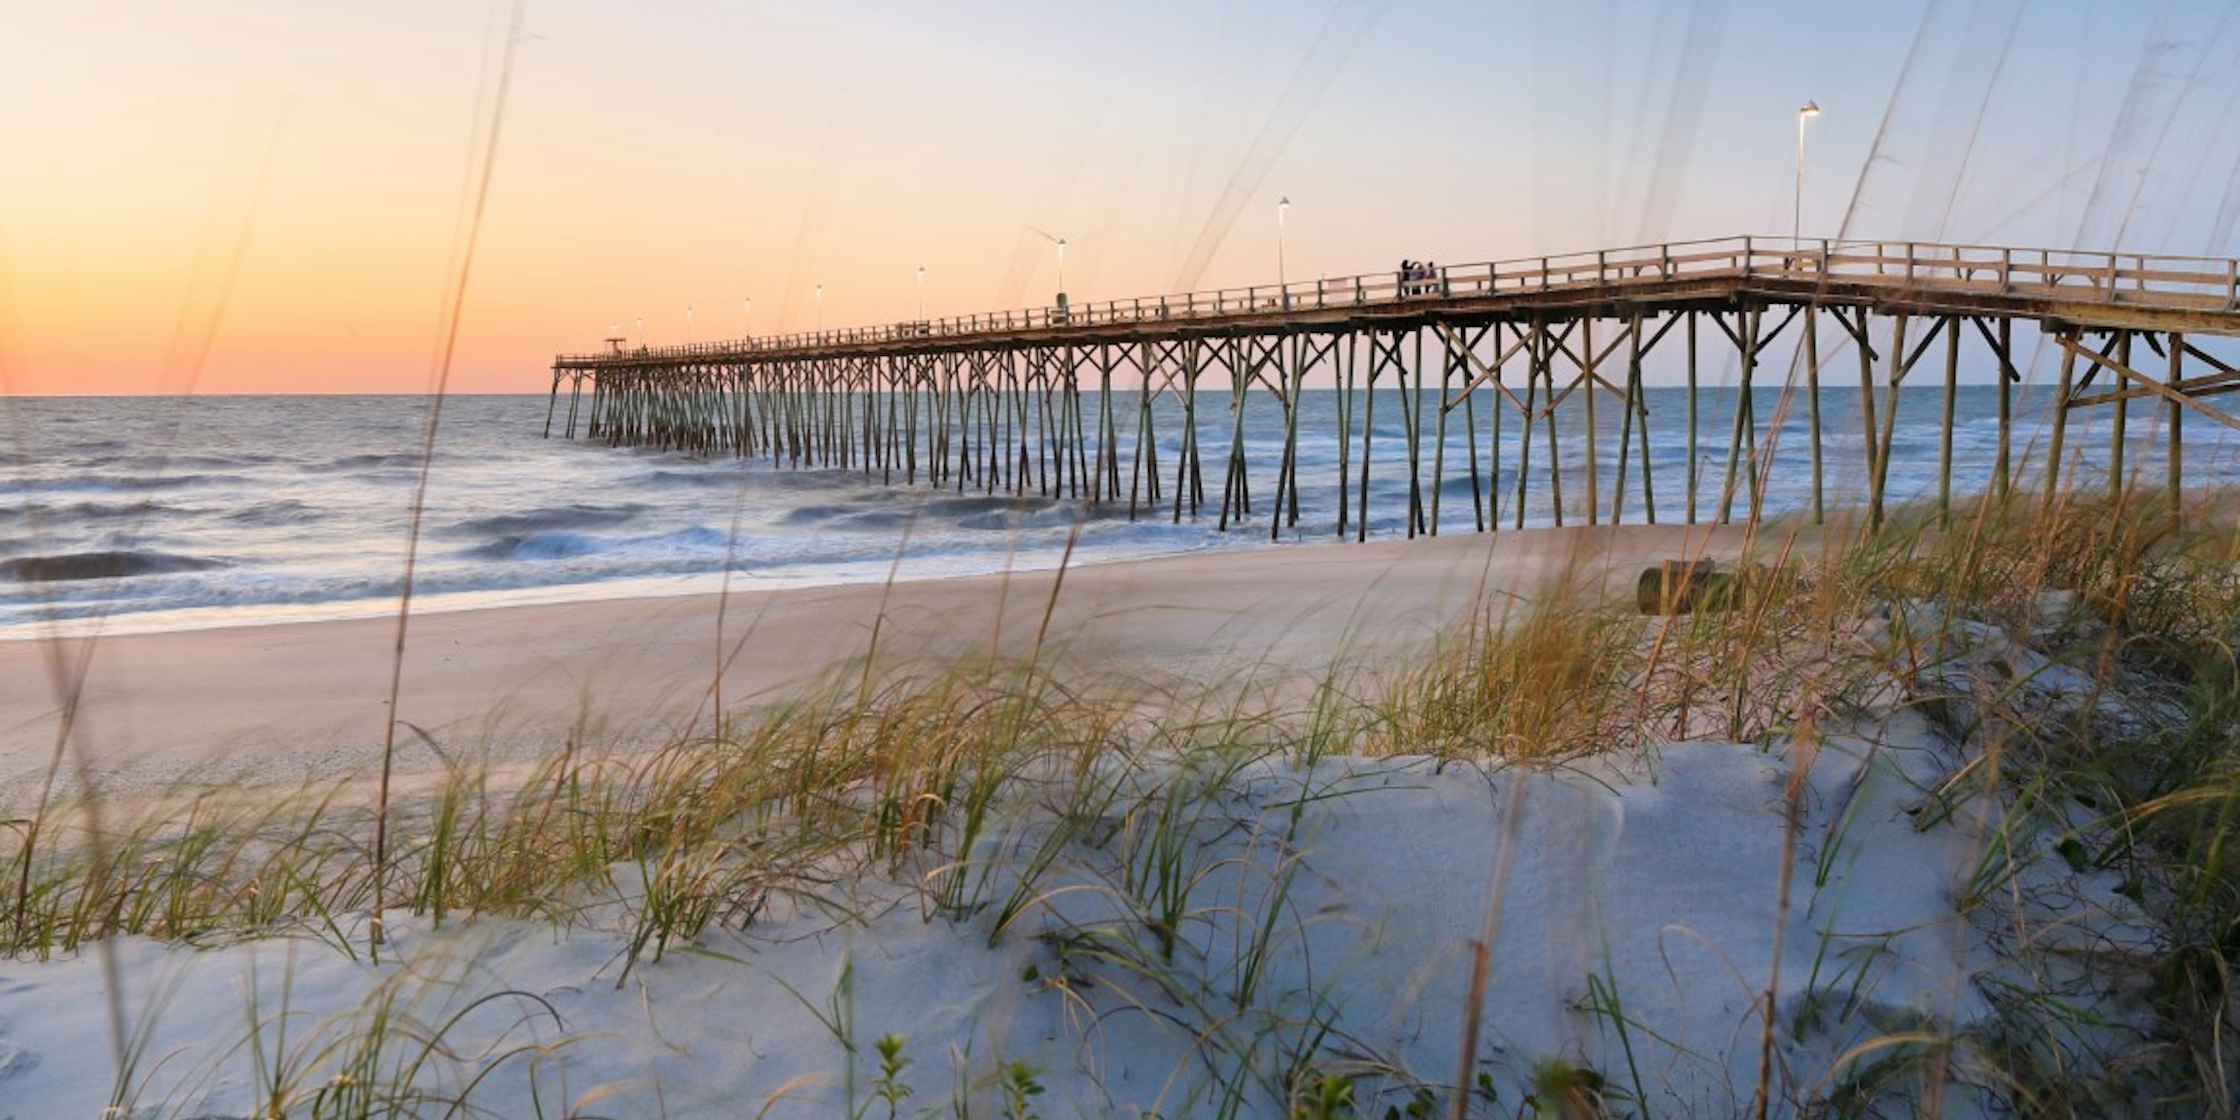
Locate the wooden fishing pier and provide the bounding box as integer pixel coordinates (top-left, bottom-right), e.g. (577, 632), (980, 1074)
(547, 236), (2240, 537)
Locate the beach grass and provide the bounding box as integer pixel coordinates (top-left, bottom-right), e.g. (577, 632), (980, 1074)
(6, 489), (2240, 1116)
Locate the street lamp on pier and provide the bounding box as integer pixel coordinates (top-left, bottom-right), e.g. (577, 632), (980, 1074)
(917, 266), (927, 321)
(1277, 195), (1291, 308)
(1794, 101), (1821, 247)
(1029, 227), (1067, 316)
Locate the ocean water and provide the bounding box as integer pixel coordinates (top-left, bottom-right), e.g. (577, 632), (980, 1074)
(3, 386), (2234, 636)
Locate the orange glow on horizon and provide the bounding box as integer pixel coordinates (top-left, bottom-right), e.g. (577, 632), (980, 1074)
(6, 3), (2235, 395)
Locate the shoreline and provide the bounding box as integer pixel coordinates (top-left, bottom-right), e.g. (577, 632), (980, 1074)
(0, 523), (1770, 799)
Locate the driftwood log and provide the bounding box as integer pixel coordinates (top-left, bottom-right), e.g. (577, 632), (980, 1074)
(1636, 559), (1750, 615)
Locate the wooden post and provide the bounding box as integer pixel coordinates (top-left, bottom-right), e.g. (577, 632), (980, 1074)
(1582, 316), (1600, 526)
(1635, 318), (1658, 525)
(2168, 331), (2184, 517)
(1939, 316), (1960, 525)
(1612, 313), (1639, 525)
(1488, 324), (1504, 532)
(544, 368), (564, 437)
(2044, 331), (2078, 511)
(1406, 327), (1427, 537)
(1994, 318), (2013, 502)
(1718, 309), (1760, 524)
(1851, 308), (1881, 529)
(935, 353), (957, 490)
(1176, 342), (1203, 523)
(1128, 345), (1156, 517)
(1432, 325), (1453, 536)
(1803, 307), (1824, 524)
(1075, 344), (1093, 499)
(1871, 313), (1909, 532)
(1185, 345), (1206, 516)
(1541, 322), (1564, 527)
(1514, 321), (1539, 530)
(1218, 337), (1251, 531)
(1269, 335), (1297, 539)
(1098, 345), (1121, 503)
(882, 362), (899, 486)
(1686, 311), (1700, 524)
(1337, 331), (1356, 539)
(2109, 331), (2130, 494)
(1456, 325), (1488, 532)
(1357, 334), (1380, 542)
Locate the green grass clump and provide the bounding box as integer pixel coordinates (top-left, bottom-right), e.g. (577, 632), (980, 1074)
(1824, 494), (2240, 1115)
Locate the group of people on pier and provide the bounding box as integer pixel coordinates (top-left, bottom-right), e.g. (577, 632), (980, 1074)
(1398, 259), (1445, 297)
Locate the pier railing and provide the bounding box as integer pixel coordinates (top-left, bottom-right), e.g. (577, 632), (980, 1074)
(559, 235), (2240, 364)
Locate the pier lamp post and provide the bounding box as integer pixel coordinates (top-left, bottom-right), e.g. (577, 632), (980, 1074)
(685, 305), (693, 345)
(1794, 101), (1821, 248)
(1054, 238), (1068, 321)
(635, 316), (644, 351)
(1277, 195), (1291, 308)
(743, 298), (753, 338)
(917, 266), (927, 321)
(815, 284), (824, 334)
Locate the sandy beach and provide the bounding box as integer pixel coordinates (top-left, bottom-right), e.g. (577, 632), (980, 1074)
(1, 523), (1764, 797)
(1, 511), (2195, 1117)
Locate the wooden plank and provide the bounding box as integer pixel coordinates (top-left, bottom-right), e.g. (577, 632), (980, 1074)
(2060, 334), (2240, 434)
(1433, 322), (1532, 412)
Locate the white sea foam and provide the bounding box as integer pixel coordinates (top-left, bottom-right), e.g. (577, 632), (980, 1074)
(2, 387), (2234, 635)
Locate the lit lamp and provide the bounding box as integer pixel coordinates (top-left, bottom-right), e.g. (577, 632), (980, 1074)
(1277, 195), (1291, 308)
(1030, 227), (1067, 317)
(1794, 101), (1821, 247)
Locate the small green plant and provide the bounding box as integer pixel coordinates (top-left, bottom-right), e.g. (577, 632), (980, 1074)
(1290, 1070), (1356, 1119)
(1382, 1085), (1437, 1120)
(999, 1059), (1046, 1120)
(1524, 1056), (1618, 1120)
(865, 1032), (914, 1120)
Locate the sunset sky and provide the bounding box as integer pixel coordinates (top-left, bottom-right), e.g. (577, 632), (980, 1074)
(4, 0), (2237, 395)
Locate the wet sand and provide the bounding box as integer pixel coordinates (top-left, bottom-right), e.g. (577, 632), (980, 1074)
(0, 523), (1774, 797)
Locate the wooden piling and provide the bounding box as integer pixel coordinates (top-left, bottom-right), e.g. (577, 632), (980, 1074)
(2170, 331), (2185, 517)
